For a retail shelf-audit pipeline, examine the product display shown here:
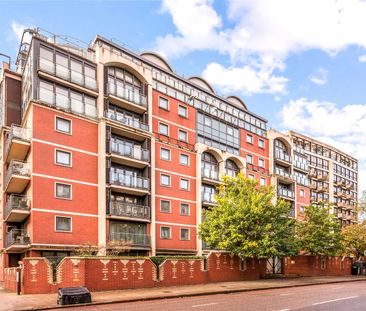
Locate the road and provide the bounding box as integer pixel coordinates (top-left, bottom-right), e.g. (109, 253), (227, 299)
(61, 281), (366, 311)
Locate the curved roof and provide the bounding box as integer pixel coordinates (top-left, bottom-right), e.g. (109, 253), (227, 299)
(226, 96), (248, 111)
(140, 51), (173, 73)
(188, 76), (215, 93)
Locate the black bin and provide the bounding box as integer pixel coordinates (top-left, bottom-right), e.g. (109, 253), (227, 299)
(57, 287), (91, 305)
(351, 263), (362, 275)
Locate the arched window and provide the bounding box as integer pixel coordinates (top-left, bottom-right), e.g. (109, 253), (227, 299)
(225, 159), (239, 177)
(274, 139), (289, 154)
(202, 152), (219, 180)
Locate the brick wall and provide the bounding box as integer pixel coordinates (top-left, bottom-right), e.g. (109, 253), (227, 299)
(283, 256), (353, 276)
(4, 267), (18, 292)
(4, 253), (354, 294)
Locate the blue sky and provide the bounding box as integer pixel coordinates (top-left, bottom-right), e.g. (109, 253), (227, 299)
(1, 0), (366, 190)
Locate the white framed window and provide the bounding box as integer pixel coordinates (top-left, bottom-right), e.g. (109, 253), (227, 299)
(258, 139), (265, 149)
(158, 96), (169, 110)
(180, 178), (189, 190)
(160, 174), (171, 187)
(55, 149), (72, 166)
(55, 116), (72, 134)
(248, 174), (255, 180)
(55, 183), (72, 199)
(160, 200), (171, 213)
(178, 130), (188, 142)
(55, 216), (72, 232)
(180, 228), (190, 240)
(300, 206), (305, 214)
(246, 154), (253, 164)
(160, 147), (171, 161)
(180, 203), (190, 216)
(178, 105), (188, 118)
(180, 153), (189, 166)
(246, 134), (253, 144)
(260, 177), (266, 186)
(160, 226), (171, 239)
(259, 158), (265, 168)
(158, 123), (169, 136)
(300, 189), (305, 197)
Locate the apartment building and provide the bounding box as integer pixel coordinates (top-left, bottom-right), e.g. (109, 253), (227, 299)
(287, 131), (358, 226)
(0, 29), (271, 277)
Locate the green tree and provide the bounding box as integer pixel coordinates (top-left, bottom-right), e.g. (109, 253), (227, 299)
(297, 204), (342, 256)
(342, 222), (366, 258)
(199, 174), (298, 258)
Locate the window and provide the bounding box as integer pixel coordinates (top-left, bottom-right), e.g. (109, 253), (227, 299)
(158, 97), (169, 110)
(248, 174), (254, 180)
(259, 158), (265, 168)
(160, 148), (171, 161)
(178, 105), (188, 118)
(300, 189), (305, 197)
(55, 216), (72, 232)
(159, 123), (169, 136)
(161, 226), (171, 239)
(160, 174), (171, 186)
(180, 203), (190, 215)
(180, 178), (189, 190)
(160, 200), (171, 213)
(246, 134), (253, 144)
(55, 117), (71, 134)
(178, 130), (188, 142)
(258, 139), (265, 149)
(55, 183), (71, 199)
(260, 178), (266, 186)
(300, 206), (305, 214)
(180, 228), (190, 240)
(246, 154), (253, 164)
(55, 149), (71, 166)
(180, 154), (189, 166)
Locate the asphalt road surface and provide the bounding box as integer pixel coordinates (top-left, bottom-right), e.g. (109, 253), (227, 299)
(61, 281), (366, 311)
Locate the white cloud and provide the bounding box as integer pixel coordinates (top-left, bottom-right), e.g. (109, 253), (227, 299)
(280, 98), (366, 191)
(155, 0), (366, 95)
(309, 68), (328, 85)
(10, 21), (33, 43)
(358, 55), (366, 62)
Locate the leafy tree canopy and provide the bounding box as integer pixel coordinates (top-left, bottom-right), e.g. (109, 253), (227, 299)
(342, 221), (366, 258)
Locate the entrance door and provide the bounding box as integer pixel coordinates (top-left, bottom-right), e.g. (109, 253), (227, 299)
(266, 256), (283, 274)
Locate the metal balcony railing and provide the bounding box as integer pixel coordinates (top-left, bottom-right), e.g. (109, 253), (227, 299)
(278, 187), (295, 199)
(295, 176), (309, 186)
(109, 201), (150, 220)
(106, 109), (149, 132)
(38, 87), (97, 118)
(38, 56), (97, 91)
(110, 140), (149, 162)
(275, 167), (293, 180)
(201, 192), (216, 204)
(5, 125), (31, 155)
(6, 160), (31, 184)
(109, 231), (151, 247)
(109, 171), (150, 191)
(5, 229), (30, 247)
(246, 163), (269, 175)
(5, 194), (30, 218)
(274, 150), (292, 163)
(293, 161), (308, 171)
(201, 168), (220, 181)
(107, 83), (147, 107)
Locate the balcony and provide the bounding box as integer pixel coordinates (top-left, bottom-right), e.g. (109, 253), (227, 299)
(274, 150), (292, 166)
(109, 231), (151, 248)
(38, 56), (97, 92)
(105, 109), (149, 141)
(337, 212), (344, 219)
(293, 161), (308, 172)
(5, 195), (30, 223)
(201, 192), (216, 206)
(316, 174), (328, 181)
(309, 183), (317, 190)
(277, 187), (295, 200)
(38, 87), (97, 119)
(201, 168), (221, 185)
(316, 185), (328, 193)
(109, 201), (150, 222)
(109, 140), (150, 169)
(107, 83), (147, 114)
(345, 193), (353, 200)
(309, 169), (317, 178)
(5, 229), (30, 252)
(5, 125), (31, 163)
(109, 171), (149, 196)
(246, 163), (269, 175)
(5, 161), (31, 193)
(274, 167), (294, 183)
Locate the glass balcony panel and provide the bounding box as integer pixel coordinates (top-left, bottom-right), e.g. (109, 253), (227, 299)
(55, 93), (70, 110)
(110, 201), (150, 220)
(39, 58), (55, 74)
(109, 231), (150, 246)
(55, 64), (69, 80)
(85, 104), (97, 118)
(71, 98), (84, 114)
(39, 88), (54, 105)
(85, 76), (97, 90)
(108, 83), (147, 107)
(70, 71), (83, 85)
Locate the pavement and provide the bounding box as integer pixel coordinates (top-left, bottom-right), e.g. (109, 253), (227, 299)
(1, 275), (366, 311)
